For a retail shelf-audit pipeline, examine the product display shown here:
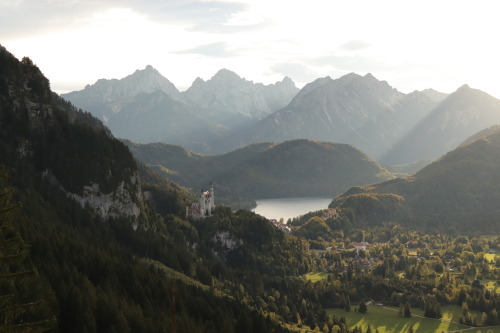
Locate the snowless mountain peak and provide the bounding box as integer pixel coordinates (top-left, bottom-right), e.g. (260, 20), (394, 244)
(183, 68), (299, 119)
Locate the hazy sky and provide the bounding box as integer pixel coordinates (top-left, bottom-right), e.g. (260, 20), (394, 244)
(2, 0), (500, 97)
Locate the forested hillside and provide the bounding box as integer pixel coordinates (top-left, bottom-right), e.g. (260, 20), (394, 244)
(0, 44), (302, 332)
(127, 139), (393, 208)
(326, 127), (500, 233)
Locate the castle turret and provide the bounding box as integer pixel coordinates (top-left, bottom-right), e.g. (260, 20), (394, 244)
(209, 182), (215, 214)
(186, 183), (215, 219)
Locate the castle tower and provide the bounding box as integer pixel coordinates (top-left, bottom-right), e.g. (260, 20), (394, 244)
(186, 183), (215, 219)
(209, 182), (215, 213)
(199, 188), (206, 213)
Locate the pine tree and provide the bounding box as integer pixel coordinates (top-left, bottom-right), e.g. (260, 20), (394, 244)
(0, 165), (57, 332)
(359, 300), (367, 314)
(345, 295), (351, 312)
(404, 302), (412, 317)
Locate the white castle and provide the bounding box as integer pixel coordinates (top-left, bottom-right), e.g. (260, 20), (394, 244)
(186, 182), (215, 219)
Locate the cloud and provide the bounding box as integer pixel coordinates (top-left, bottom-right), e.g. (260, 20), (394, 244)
(173, 41), (237, 58)
(339, 40), (371, 51)
(310, 54), (395, 73)
(137, 1), (247, 26)
(0, 0), (249, 39)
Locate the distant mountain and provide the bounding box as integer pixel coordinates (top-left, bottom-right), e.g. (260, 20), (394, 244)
(126, 139), (393, 208)
(459, 124), (500, 147)
(381, 85), (500, 165)
(217, 73), (443, 159)
(63, 65), (182, 117)
(62, 67), (298, 152)
(214, 139), (392, 200)
(183, 68), (298, 119)
(63, 68), (500, 164)
(420, 88), (448, 102)
(329, 127), (500, 232)
(87, 89), (245, 150)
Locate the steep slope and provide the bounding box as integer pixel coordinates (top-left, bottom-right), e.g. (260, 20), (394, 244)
(381, 85), (500, 165)
(97, 90), (238, 148)
(329, 127), (500, 232)
(0, 47), (142, 221)
(183, 68), (298, 119)
(219, 73), (441, 159)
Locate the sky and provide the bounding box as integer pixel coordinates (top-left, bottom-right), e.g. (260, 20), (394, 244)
(1, 0), (500, 98)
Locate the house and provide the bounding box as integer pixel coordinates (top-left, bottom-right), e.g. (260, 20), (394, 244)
(269, 219), (291, 233)
(353, 242), (369, 253)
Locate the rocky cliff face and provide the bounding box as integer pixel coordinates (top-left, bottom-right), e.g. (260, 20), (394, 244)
(0, 45), (143, 222)
(68, 176), (142, 221)
(183, 69), (299, 119)
(62, 65), (182, 122)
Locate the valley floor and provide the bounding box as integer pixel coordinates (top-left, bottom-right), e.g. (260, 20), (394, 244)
(326, 305), (500, 333)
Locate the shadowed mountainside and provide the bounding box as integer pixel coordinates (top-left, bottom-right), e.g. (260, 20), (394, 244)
(328, 127), (500, 233)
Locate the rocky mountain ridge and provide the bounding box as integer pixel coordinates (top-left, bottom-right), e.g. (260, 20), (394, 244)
(62, 64), (500, 167)
(62, 66), (299, 121)
(62, 66), (299, 151)
(218, 73), (444, 160)
(183, 68), (298, 119)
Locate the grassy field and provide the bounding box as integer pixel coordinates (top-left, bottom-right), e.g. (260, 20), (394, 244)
(304, 271), (329, 282)
(327, 305), (500, 333)
(484, 253), (498, 262)
(482, 279), (500, 294)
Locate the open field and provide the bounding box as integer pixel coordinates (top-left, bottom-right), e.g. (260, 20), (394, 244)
(482, 279), (500, 294)
(484, 253), (498, 262)
(327, 305), (500, 333)
(304, 271), (329, 282)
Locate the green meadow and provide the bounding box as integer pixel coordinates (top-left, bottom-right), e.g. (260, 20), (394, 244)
(327, 305), (500, 333)
(304, 271), (329, 282)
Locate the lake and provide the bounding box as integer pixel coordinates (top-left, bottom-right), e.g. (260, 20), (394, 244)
(252, 197), (332, 222)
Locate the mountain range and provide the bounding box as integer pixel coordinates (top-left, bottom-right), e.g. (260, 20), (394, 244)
(64, 67), (500, 166)
(222, 75), (500, 166)
(62, 66), (298, 152)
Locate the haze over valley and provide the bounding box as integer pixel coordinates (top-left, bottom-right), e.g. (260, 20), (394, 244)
(2, 1), (500, 330)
